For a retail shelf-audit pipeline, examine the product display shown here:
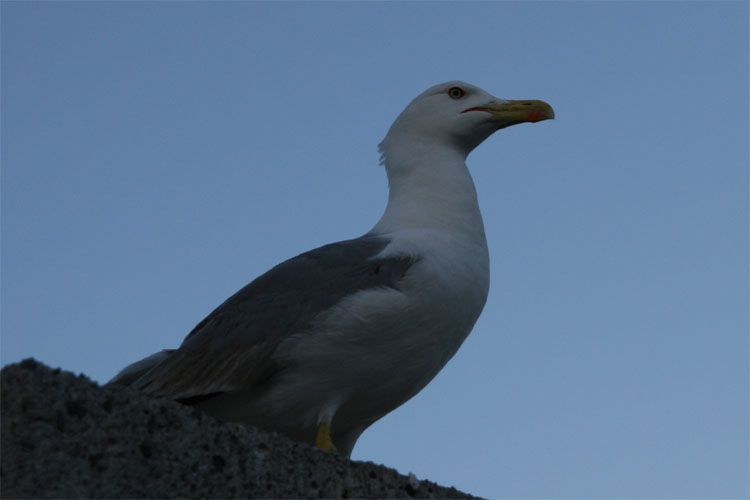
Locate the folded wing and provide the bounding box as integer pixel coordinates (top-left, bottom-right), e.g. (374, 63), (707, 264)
(108, 235), (416, 402)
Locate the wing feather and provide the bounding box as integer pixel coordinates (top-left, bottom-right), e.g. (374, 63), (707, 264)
(123, 235), (415, 401)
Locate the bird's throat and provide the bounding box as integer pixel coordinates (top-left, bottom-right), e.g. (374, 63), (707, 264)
(373, 152), (486, 239)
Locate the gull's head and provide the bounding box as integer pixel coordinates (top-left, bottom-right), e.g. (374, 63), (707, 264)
(380, 80), (554, 161)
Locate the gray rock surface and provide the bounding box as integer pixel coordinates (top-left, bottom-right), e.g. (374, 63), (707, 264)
(1, 359), (473, 499)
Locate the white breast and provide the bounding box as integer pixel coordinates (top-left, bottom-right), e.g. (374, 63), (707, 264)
(273, 224), (489, 426)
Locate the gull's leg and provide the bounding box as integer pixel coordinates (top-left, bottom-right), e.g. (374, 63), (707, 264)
(315, 422), (338, 453)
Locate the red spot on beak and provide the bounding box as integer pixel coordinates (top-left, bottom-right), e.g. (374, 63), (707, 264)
(527, 111), (544, 122)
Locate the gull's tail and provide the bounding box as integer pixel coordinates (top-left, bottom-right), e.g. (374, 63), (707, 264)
(107, 349), (174, 387)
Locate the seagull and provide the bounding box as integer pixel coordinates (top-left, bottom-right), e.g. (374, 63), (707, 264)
(109, 81), (554, 456)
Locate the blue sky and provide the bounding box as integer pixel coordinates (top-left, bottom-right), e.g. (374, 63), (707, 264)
(2, 2), (747, 498)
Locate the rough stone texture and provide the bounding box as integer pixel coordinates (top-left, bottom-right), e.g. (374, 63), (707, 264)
(1, 359), (473, 499)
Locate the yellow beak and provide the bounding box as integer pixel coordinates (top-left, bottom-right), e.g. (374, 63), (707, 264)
(464, 99), (555, 124)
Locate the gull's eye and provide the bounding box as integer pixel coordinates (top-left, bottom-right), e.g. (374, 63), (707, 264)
(448, 86), (465, 100)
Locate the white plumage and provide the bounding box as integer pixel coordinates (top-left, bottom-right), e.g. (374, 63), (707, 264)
(110, 81), (554, 456)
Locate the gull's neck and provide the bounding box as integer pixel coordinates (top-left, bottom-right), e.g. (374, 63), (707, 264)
(371, 139), (486, 243)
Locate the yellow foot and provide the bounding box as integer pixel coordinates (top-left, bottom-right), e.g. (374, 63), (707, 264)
(315, 422), (338, 453)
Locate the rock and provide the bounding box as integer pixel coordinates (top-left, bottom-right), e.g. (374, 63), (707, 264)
(0, 359), (473, 499)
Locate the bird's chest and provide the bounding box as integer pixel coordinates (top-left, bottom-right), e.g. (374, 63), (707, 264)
(278, 232), (490, 416)
(402, 240), (489, 348)
(330, 241), (489, 421)
(345, 234), (489, 374)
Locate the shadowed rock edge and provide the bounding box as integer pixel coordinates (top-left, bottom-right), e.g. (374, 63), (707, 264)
(0, 359), (475, 499)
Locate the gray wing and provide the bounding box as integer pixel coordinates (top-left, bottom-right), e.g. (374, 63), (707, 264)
(117, 235), (416, 401)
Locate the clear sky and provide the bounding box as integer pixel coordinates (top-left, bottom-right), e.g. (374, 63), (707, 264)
(2, 2), (748, 498)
